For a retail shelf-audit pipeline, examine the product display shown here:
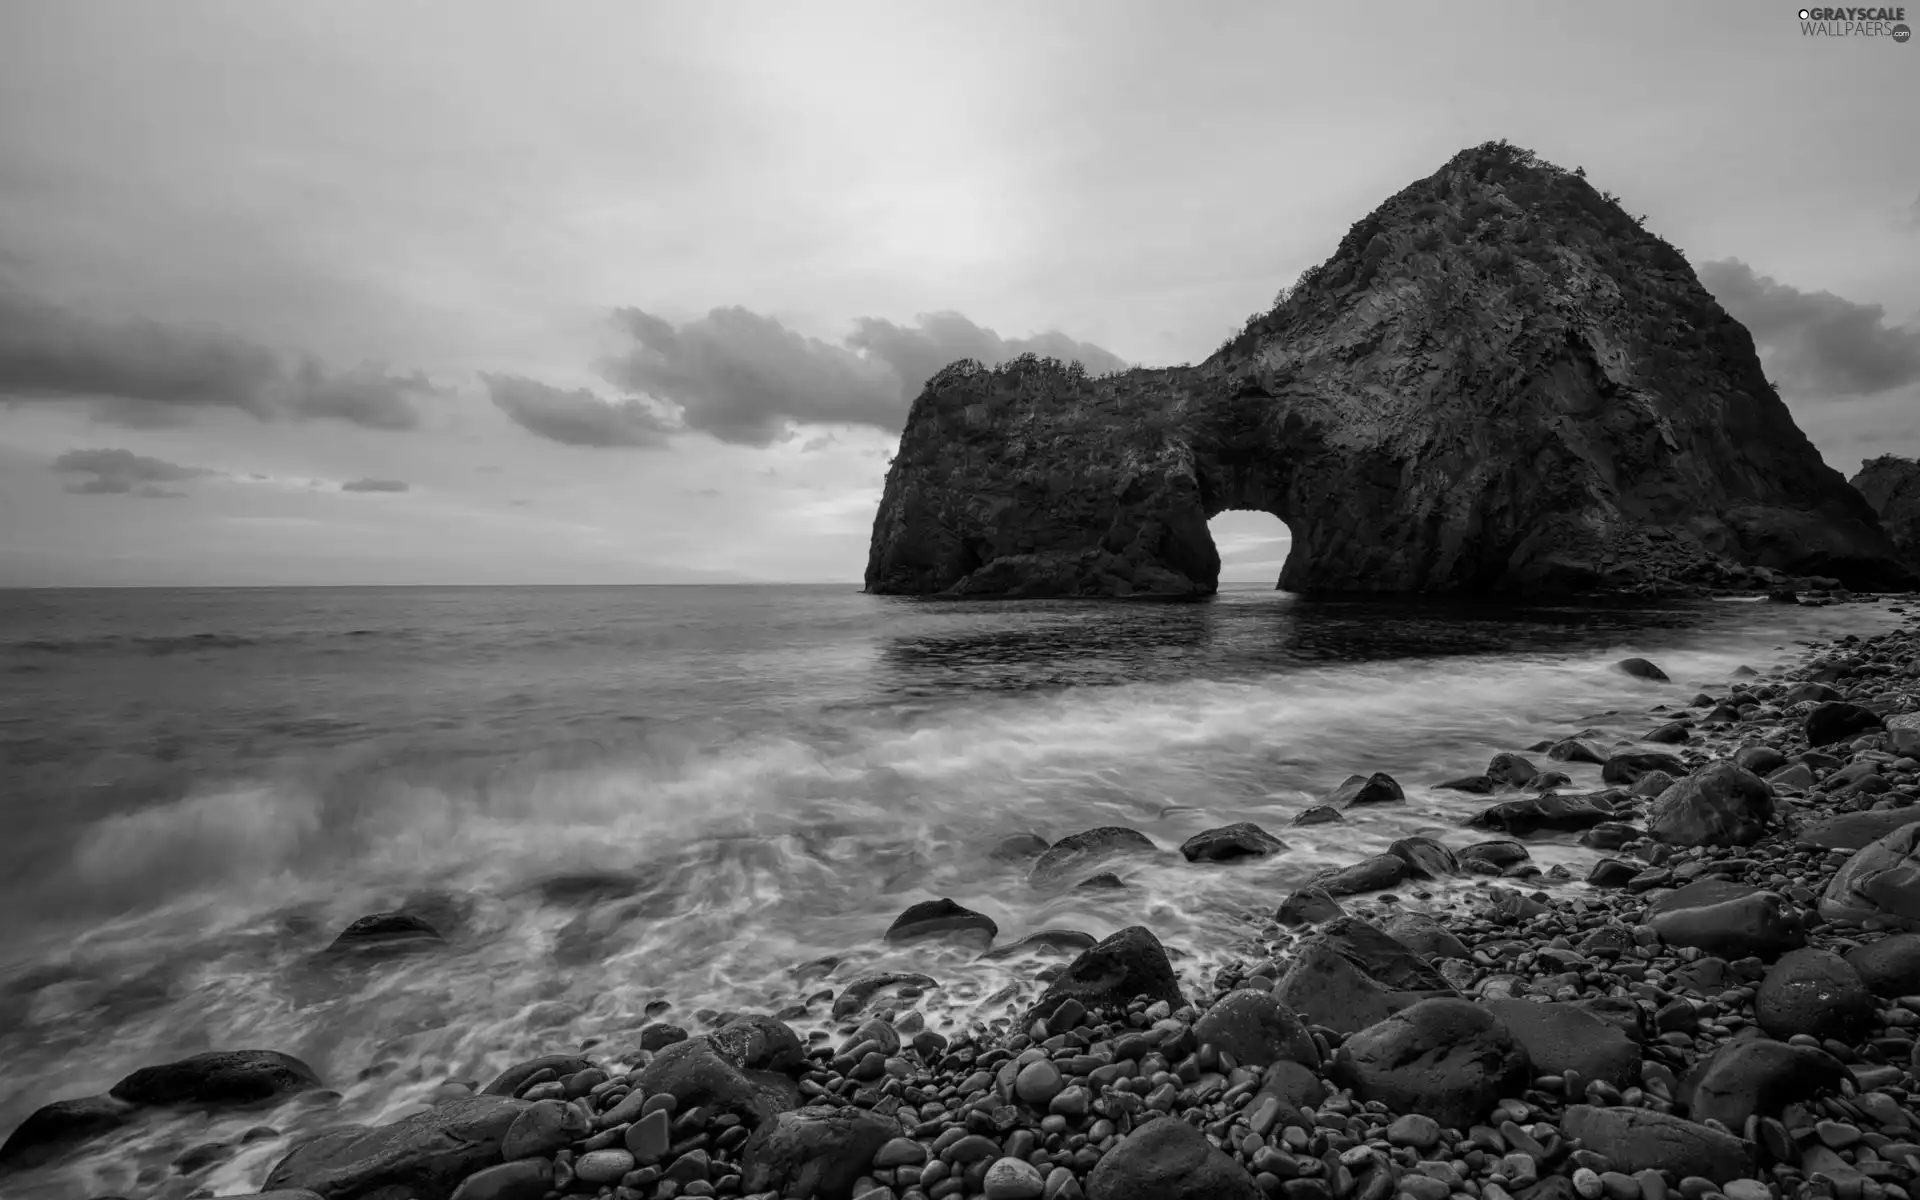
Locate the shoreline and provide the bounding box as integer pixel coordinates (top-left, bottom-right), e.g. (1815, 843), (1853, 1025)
(2, 591), (1919, 1200)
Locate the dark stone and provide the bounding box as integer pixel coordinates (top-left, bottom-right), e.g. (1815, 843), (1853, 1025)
(1457, 840), (1532, 872)
(633, 1018), (805, 1124)
(1308, 853), (1408, 897)
(1645, 722), (1691, 744)
(1559, 1104), (1753, 1183)
(1647, 888), (1806, 961)
(1076, 871), (1128, 892)
(1291, 805), (1344, 826)
(1753, 948), (1876, 1043)
(975, 929), (1098, 961)
(1547, 738), (1607, 765)
(1795, 808), (1920, 850)
(1190, 990), (1321, 1070)
(1480, 999), (1640, 1090)
(1085, 1112), (1260, 1200)
(0, 1095), (138, 1169)
(1681, 1038), (1847, 1130)
(263, 1093), (528, 1200)
(1328, 772), (1404, 807)
(1272, 918), (1453, 1034)
(1785, 682), (1845, 705)
(883, 898), (998, 946)
(1031, 925), (1182, 1019)
(1820, 823), (1920, 929)
(1616, 658), (1670, 682)
(479, 1055), (594, 1098)
(1852, 455), (1920, 568)
(449, 1159), (552, 1200)
(1645, 762), (1775, 847)
(1179, 822), (1288, 862)
(109, 1050), (322, 1108)
(1387, 836), (1458, 879)
(1274, 888), (1345, 928)
(1331, 998), (1530, 1130)
(989, 832), (1051, 860)
(638, 1024), (688, 1052)
(1580, 822), (1642, 851)
(830, 972), (940, 1019)
(1436, 774), (1494, 794)
(1380, 910), (1470, 961)
(1844, 932), (1920, 997)
(1466, 792), (1616, 837)
(321, 911), (445, 958)
(1601, 752), (1689, 786)
(1028, 827), (1158, 888)
(1486, 753), (1539, 787)
(1588, 858), (1638, 888)
(1806, 702), (1885, 748)
(738, 1105), (896, 1200)
(1646, 877), (1754, 916)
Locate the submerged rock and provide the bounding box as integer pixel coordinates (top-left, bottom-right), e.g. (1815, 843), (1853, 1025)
(1027, 827), (1158, 888)
(1466, 792), (1617, 836)
(1179, 822), (1288, 861)
(0, 1095), (138, 1170)
(110, 1050), (322, 1108)
(883, 898), (998, 946)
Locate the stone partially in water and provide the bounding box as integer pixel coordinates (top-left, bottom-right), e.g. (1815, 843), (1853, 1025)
(319, 911), (446, 959)
(1387, 836), (1459, 880)
(264, 1093), (528, 1200)
(1030, 926), (1182, 1019)
(1308, 853), (1408, 897)
(109, 1049), (322, 1108)
(1466, 792), (1617, 837)
(1601, 752), (1688, 786)
(1179, 822), (1288, 862)
(0, 1095), (138, 1170)
(883, 898), (998, 947)
(1615, 658), (1670, 682)
(1027, 827), (1158, 889)
(1328, 771), (1405, 807)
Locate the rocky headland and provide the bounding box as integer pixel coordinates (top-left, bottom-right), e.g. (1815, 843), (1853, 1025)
(864, 142), (1916, 599)
(7, 593), (1920, 1200)
(1852, 459), (1920, 574)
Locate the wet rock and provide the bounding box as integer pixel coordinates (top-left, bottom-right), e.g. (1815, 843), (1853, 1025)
(739, 1104), (896, 1200)
(1559, 1105), (1753, 1184)
(480, 1055), (595, 1098)
(1819, 822), (1920, 929)
(1467, 792), (1618, 836)
(1796, 808), (1920, 850)
(1458, 840), (1532, 872)
(1646, 763), (1775, 847)
(633, 1019), (804, 1123)
(1030, 925), (1181, 1019)
(1548, 738), (1608, 765)
(1291, 805), (1344, 826)
(989, 832), (1051, 861)
(1602, 752), (1689, 786)
(1843, 932), (1920, 996)
(320, 911), (446, 958)
(450, 1158), (551, 1200)
(1753, 948), (1876, 1043)
(1308, 853), (1408, 896)
(1381, 910), (1471, 961)
(1075, 870), (1127, 891)
(1190, 989), (1321, 1070)
(1437, 774), (1494, 794)
(1085, 1113), (1260, 1200)
(1331, 998), (1530, 1129)
(1732, 745), (1788, 775)
(883, 898), (998, 946)
(1645, 722), (1691, 744)
(1388, 836), (1459, 879)
(1488, 753), (1540, 787)
(1681, 1038), (1847, 1130)
(976, 930), (1098, 961)
(1806, 702), (1885, 747)
(638, 1023), (688, 1052)
(830, 972), (939, 1018)
(1767, 762), (1816, 790)
(501, 1098), (590, 1159)
(110, 1050), (322, 1108)
(1329, 771), (1405, 807)
(0, 1095), (138, 1170)
(1616, 658), (1671, 682)
(1581, 822), (1643, 851)
(263, 1093), (528, 1200)
(1646, 888), (1806, 961)
(1179, 822), (1288, 862)
(1481, 999), (1640, 1090)
(1274, 888), (1345, 927)
(1028, 827), (1158, 888)
(1271, 941), (1399, 1035)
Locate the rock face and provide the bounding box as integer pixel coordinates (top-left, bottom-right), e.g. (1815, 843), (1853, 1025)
(1852, 455), (1920, 568)
(864, 141), (1915, 599)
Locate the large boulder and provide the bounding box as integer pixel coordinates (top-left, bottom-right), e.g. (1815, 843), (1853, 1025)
(1381, 910), (1471, 961)
(632, 1017), (805, 1123)
(110, 1049), (322, 1107)
(1806, 702), (1885, 748)
(264, 1093), (528, 1200)
(1190, 990), (1321, 1070)
(862, 147), (1919, 601)
(1086, 1113), (1259, 1200)
(1559, 1105), (1753, 1184)
(1030, 925), (1182, 1019)
(1646, 887), (1806, 961)
(739, 1105), (896, 1200)
(1480, 999), (1641, 1090)
(1307, 853), (1408, 897)
(1271, 942), (1399, 1035)
(1820, 823), (1920, 929)
(1797, 808), (1920, 851)
(1682, 1037), (1847, 1129)
(1179, 822), (1288, 862)
(1844, 932), (1920, 997)
(1645, 763), (1774, 846)
(1028, 827), (1158, 888)
(1331, 999), (1530, 1130)
(1753, 949), (1876, 1043)
(1387, 836), (1459, 879)
(1327, 772), (1405, 807)
(0, 1095), (138, 1170)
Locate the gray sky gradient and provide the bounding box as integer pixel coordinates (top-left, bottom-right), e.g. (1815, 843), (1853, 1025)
(1, 1), (1915, 585)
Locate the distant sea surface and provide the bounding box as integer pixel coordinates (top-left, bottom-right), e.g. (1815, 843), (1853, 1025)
(0, 583), (1905, 1197)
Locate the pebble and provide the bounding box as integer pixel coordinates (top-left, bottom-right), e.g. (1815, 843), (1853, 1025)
(623, 1107), (670, 1163)
(573, 1149), (635, 1184)
(1574, 1168), (1605, 1200)
(984, 1156), (1047, 1199)
(1722, 1181), (1771, 1200)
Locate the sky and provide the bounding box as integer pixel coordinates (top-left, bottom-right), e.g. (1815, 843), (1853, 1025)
(0, 2), (1916, 587)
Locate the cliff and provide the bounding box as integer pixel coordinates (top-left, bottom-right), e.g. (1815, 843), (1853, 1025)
(1852, 455), (1920, 570)
(864, 141), (1917, 598)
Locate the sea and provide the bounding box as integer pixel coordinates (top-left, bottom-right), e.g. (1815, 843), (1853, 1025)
(0, 582), (1908, 1198)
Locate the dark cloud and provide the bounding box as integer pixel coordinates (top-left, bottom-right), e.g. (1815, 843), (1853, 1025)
(1699, 258), (1920, 397)
(340, 477), (409, 493)
(598, 306), (1130, 447)
(52, 447), (210, 497)
(481, 372), (675, 448)
(0, 285), (438, 429)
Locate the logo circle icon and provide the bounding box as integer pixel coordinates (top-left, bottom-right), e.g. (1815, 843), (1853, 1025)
(1895, 22), (1912, 40)
(1799, 7), (1810, 16)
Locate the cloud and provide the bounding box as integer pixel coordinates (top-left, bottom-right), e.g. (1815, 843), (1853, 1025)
(598, 306), (1129, 447)
(340, 477), (410, 492)
(0, 285), (439, 429)
(1699, 259), (1920, 397)
(481, 372), (675, 448)
(51, 447), (211, 497)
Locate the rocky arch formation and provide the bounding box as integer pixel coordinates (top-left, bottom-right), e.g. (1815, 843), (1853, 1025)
(865, 143), (1915, 599)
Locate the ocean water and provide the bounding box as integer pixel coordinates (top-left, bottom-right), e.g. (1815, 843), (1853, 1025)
(0, 583), (1907, 1198)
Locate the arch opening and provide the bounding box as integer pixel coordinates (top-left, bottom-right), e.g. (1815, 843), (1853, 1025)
(1205, 509), (1294, 590)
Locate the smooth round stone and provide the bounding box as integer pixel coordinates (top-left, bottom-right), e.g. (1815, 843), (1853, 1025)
(1014, 1059), (1065, 1105)
(1722, 1180), (1771, 1200)
(1387, 1114), (1441, 1150)
(983, 1155), (1047, 1199)
(574, 1148), (636, 1184)
(1573, 1168), (1605, 1200)
(874, 1136), (927, 1168)
(624, 1107), (671, 1163)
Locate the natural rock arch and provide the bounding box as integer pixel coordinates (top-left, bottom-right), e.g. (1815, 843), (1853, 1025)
(865, 143), (1915, 599)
